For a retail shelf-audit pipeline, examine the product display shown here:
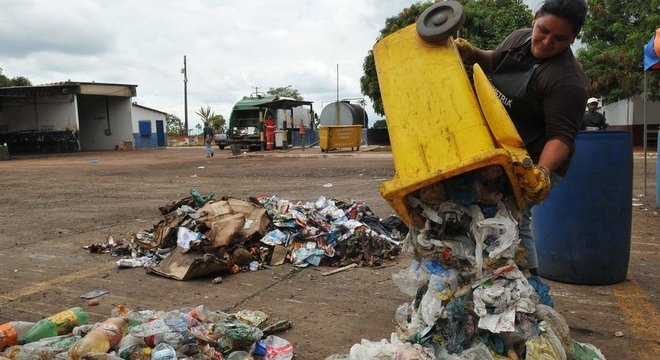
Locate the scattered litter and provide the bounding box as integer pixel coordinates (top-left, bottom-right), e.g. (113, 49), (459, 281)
(1, 305), (293, 359)
(78, 289), (108, 300)
(84, 188), (406, 282)
(323, 183), (333, 188)
(89, 160), (99, 164)
(614, 331), (624, 337)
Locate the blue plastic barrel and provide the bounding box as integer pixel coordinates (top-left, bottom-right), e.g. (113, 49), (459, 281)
(532, 131), (632, 285)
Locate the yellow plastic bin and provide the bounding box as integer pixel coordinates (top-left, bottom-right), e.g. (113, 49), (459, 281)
(319, 125), (362, 152)
(373, 22), (539, 225)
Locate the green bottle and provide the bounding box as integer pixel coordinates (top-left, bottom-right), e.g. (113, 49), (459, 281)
(19, 307), (89, 344)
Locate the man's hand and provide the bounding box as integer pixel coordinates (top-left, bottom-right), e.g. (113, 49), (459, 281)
(521, 165), (551, 204)
(454, 38), (476, 62)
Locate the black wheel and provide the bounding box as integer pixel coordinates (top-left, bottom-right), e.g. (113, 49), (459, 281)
(218, 145), (225, 150)
(416, 0), (465, 44)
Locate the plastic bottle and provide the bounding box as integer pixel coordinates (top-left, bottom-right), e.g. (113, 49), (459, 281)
(0, 321), (35, 349)
(19, 307), (89, 344)
(68, 317), (128, 360)
(187, 305), (227, 323)
(117, 334), (146, 360)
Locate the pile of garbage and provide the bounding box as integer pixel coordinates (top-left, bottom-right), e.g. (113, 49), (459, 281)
(86, 189), (406, 281)
(1, 305), (293, 359)
(325, 166), (606, 360)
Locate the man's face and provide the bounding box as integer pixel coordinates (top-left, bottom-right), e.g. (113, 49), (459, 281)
(587, 102), (598, 111)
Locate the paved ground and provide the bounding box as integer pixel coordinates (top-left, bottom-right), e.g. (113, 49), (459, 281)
(0, 145), (657, 359)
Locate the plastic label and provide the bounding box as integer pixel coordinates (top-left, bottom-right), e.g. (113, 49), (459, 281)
(96, 322), (123, 346)
(49, 310), (80, 334)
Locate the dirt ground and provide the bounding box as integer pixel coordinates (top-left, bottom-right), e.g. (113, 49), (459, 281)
(0, 146), (658, 359)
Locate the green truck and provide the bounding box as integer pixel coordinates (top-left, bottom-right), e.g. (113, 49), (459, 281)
(224, 94), (314, 150)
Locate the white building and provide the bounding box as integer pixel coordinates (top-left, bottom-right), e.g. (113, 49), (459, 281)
(602, 95), (660, 147)
(0, 81), (168, 154)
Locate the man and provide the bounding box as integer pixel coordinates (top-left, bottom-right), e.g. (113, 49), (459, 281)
(203, 122), (214, 158)
(265, 114), (276, 150)
(581, 97), (608, 130)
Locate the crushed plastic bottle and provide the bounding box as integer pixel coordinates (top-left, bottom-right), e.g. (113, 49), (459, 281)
(19, 307), (89, 344)
(68, 317), (128, 360)
(0, 321), (35, 349)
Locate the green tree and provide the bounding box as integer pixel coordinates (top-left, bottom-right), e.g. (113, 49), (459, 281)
(372, 119), (388, 129)
(460, 0), (533, 51)
(360, 0), (532, 116)
(195, 106), (226, 133)
(577, 0), (660, 103)
(267, 85), (303, 100)
(166, 114), (185, 136)
(0, 68), (32, 87)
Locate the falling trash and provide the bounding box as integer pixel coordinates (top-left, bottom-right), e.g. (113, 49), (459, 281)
(325, 166), (606, 359)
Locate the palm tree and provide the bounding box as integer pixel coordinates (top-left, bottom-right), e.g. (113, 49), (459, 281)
(195, 106), (225, 132)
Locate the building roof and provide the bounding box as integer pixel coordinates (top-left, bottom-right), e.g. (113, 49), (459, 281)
(233, 95), (313, 111)
(132, 102), (169, 115)
(0, 81), (138, 98)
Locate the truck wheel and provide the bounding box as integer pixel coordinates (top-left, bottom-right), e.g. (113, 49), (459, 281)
(218, 145), (225, 150)
(416, 0), (465, 44)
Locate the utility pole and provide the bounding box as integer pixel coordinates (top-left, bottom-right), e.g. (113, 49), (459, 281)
(335, 63), (339, 125)
(182, 55), (189, 135)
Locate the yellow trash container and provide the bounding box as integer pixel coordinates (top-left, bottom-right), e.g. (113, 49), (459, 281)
(319, 125), (362, 152)
(374, 19), (539, 225)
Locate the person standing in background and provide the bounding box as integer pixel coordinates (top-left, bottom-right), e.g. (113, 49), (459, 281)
(203, 122), (214, 158)
(581, 97), (608, 130)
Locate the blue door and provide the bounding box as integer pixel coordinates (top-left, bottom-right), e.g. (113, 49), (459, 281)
(156, 120), (166, 147)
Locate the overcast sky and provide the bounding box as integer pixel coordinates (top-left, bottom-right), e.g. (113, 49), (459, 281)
(0, 0), (543, 131)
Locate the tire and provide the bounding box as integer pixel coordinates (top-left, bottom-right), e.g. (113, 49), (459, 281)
(218, 145), (225, 150)
(416, 0), (465, 44)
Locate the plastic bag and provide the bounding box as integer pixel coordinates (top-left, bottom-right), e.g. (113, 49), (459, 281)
(349, 338), (393, 360)
(570, 341), (606, 360)
(392, 261), (428, 297)
(525, 335), (561, 360)
(263, 335), (294, 360)
(536, 304), (571, 355)
(435, 342), (495, 360)
(419, 288), (444, 326)
(177, 227), (201, 249)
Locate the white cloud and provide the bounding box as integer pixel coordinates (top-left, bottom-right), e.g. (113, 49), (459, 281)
(0, 0), (545, 130)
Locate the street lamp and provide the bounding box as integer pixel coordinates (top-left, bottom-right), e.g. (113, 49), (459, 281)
(182, 55), (189, 135)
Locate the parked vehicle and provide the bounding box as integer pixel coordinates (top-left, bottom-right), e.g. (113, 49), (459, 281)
(226, 94), (314, 150)
(215, 133), (228, 149)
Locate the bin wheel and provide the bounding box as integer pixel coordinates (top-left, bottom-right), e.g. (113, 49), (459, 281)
(416, 0), (465, 44)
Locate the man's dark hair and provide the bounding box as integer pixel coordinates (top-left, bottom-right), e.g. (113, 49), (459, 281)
(536, 0), (588, 35)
